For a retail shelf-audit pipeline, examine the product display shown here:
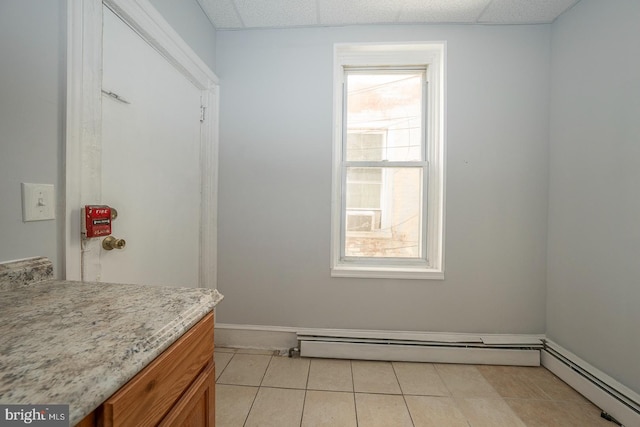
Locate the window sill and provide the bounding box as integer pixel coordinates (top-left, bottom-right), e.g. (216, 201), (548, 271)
(331, 264), (444, 280)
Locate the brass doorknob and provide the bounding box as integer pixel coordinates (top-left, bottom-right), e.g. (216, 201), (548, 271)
(103, 236), (126, 250)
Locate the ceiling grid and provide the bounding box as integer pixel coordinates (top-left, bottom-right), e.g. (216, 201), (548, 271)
(198, 0), (580, 29)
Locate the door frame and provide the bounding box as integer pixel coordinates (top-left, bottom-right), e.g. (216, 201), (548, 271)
(65, 0), (219, 288)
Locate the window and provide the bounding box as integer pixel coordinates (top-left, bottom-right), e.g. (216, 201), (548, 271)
(331, 43), (445, 279)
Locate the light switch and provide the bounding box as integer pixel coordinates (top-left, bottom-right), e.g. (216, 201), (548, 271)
(21, 183), (55, 222)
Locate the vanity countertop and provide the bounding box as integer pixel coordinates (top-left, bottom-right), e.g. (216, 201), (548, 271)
(0, 257), (223, 425)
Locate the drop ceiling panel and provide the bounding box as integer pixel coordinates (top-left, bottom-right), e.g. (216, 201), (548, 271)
(398, 0), (491, 23)
(234, 0), (318, 28)
(479, 0), (579, 23)
(200, 0), (582, 29)
(319, 0), (402, 26)
(199, 0), (243, 29)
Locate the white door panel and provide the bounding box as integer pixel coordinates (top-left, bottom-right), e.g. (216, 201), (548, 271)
(100, 7), (201, 287)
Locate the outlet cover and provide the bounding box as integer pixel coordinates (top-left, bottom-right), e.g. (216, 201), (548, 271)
(22, 183), (55, 222)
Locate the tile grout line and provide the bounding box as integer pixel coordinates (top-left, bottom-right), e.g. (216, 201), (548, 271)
(241, 354), (273, 427)
(432, 363), (454, 398)
(392, 361), (416, 427)
(299, 357), (312, 427)
(475, 366), (544, 426)
(259, 354), (274, 387)
(214, 351), (234, 383)
(350, 360), (360, 427)
(433, 364), (472, 426)
(241, 386), (259, 427)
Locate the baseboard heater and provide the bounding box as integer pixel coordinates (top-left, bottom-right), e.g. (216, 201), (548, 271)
(542, 341), (640, 427)
(297, 330), (543, 366)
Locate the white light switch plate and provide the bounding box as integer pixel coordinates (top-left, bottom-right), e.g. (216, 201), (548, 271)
(22, 183), (55, 222)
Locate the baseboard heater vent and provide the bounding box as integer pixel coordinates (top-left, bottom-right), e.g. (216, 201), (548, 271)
(297, 331), (543, 366)
(542, 341), (640, 426)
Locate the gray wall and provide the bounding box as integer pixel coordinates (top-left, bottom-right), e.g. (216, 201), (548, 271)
(0, 0), (216, 277)
(149, 0), (216, 71)
(0, 0), (66, 274)
(216, 24), (551, 333)
(547, 0), (640, 394)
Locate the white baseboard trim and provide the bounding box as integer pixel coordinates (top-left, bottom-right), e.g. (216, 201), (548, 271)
(215, 323), (298, 350)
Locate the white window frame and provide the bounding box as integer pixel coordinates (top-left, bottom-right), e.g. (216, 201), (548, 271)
(330, 42), (446, 280)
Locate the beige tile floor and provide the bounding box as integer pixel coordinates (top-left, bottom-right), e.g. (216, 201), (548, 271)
(214, 347), (613, 427)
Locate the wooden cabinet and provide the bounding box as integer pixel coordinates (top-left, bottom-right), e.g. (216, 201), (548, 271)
(159, 363), (214, 426)
(77, 312), (215, 427)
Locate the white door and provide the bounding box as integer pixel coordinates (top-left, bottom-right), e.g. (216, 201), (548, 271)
(99, 7), (202, 287)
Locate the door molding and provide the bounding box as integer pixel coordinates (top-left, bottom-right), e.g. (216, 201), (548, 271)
(65, 0), (219, 288)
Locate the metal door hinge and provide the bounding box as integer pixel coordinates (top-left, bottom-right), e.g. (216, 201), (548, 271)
(101, 89), (131, 105)
(200, 106), (206, 122)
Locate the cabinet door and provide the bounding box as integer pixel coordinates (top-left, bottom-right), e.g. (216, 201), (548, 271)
(159, 363), (215, 427)
(101, 314), (214, 427)
(75, 412), (96, 427)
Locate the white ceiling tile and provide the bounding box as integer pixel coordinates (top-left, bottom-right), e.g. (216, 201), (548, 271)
(203, 0), (581, 29)
(199, 0), (244, 29)
(479, 0), (579, 23)
(399, 0), (490, 23)
(234, 0), (318, 28)
(318, 0), (403, 26)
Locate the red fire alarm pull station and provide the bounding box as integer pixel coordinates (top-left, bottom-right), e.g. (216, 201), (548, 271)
(84, 205), (112, 238)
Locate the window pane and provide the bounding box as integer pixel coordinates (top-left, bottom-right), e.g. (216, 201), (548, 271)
(347, 183), (382, 209)
(346, 73), (423, 162)
(347, 132), (385, 161)
(345, 167), (422, 258)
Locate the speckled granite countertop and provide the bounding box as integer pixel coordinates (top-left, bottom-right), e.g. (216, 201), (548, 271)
(0, 257), (223, 426)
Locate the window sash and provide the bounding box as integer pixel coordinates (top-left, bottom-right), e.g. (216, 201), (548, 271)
(340, 164), (428, 263)
(340, 67), (428, 264)
(343, 69), (427, 163)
